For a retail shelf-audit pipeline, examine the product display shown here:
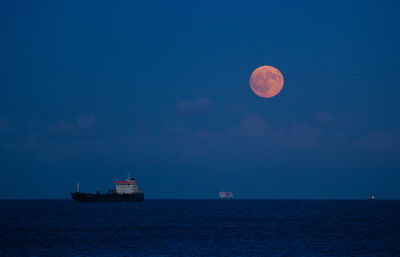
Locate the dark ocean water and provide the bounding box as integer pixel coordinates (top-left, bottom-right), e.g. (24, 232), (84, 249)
(0, 200), (399, 256)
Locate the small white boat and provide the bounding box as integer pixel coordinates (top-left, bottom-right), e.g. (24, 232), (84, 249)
(219, 191), (234, 199)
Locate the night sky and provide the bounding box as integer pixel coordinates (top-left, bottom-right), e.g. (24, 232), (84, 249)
(1, 1), (399, 199)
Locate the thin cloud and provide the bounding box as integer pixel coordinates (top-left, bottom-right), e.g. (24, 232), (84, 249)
(174, 98), (214, 115)
(315, 111), (336, 126)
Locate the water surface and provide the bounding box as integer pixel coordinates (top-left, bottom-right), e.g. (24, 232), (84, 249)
(0, 200), (399, 256)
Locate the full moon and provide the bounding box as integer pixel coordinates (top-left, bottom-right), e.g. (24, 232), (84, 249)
(249, 65), (284, 98)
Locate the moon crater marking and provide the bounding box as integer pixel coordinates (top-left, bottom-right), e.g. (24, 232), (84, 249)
(249, 66), (284, 98)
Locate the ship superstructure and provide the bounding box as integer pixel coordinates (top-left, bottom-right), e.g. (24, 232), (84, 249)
(115, 175), (141, 194)
(219, 191), (234, 199)
(71, 174), (144, 202)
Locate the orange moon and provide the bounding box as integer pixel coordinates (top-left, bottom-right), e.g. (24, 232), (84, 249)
(249, 66), (284, 98)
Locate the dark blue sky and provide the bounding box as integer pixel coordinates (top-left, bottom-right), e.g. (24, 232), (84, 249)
(1, 0), (400, 199)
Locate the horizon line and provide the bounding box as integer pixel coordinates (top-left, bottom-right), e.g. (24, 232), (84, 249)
(0, 197), (398, 200)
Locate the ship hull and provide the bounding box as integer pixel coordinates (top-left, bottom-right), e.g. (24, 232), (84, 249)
(71, 192), (144, 202)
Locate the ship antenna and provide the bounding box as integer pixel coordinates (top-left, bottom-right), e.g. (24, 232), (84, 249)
(127, 172), (130, 181)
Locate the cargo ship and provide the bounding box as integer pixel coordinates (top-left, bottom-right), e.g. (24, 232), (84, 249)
(71, 174), (144, 202)
(219, 191), (234, 199)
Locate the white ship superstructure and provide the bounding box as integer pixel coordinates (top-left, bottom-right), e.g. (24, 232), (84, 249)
(219, 191), (234, 199)
(115, 175), (141, 194)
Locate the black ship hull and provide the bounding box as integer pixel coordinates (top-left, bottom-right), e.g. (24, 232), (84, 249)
(71, 192), (144, 202)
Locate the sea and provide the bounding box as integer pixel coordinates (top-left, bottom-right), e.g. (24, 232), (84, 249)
(0, 199), (399, 256)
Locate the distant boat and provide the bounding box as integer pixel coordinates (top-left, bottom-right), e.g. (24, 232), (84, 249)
(368, 195), (375, 200)
(219, 191), (234, 199)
